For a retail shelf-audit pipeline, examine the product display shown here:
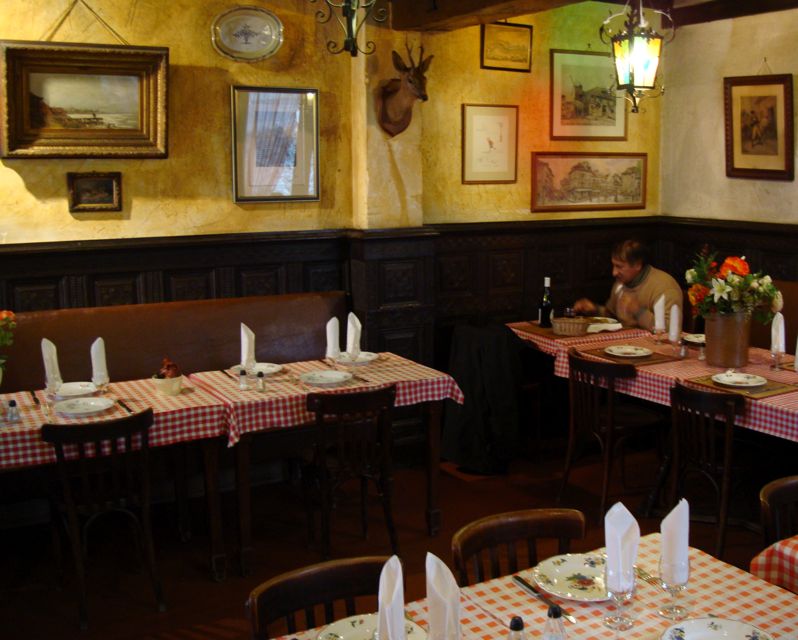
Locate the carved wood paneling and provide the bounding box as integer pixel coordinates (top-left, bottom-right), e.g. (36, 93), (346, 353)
(12, 282), (60, 312)
(166, 271), (216, 301)
(380, 260), (420, 306)
(305, 262), (341, 292)
(240, 267), (284, 297)
(92, 276), (139, 307)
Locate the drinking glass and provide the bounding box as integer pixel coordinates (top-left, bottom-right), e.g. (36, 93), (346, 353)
(44, 379), (62, 419)
(770, 350), (784, 370)
(604, 564), (636, 631)
(658, 556), (690, 620)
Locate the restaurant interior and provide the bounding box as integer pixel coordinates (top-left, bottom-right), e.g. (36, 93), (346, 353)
(1, 0), (798, 639)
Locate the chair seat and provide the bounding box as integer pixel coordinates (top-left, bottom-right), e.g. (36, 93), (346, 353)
(604, 401), (664, 432)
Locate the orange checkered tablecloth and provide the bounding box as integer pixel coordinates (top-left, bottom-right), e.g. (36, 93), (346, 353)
(751, 535), (798, 595)
(191, 353), (464, 445)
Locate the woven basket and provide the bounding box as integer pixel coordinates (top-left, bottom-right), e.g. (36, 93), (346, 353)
(551, 317), (589, 336)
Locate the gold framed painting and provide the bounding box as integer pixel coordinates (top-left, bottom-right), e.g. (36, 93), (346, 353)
(724, 74), (794, 180)
(0, 40), (168, 159)
(480, 23), (532, 73)
(462, 103), (518, 184)
(67, 172), (122, 213)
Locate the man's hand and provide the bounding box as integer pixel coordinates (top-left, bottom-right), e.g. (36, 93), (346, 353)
(573, 298), (597, 314)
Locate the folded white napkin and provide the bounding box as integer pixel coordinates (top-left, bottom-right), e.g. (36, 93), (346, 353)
(660, 498), (690, 584)
(90, 337), (109, 387)
(426, 552), (460, 640)
(41, 338), (63, 391)
(668, 305), (681, 343)
(346, 312), (362, 359)
(378, 555), (406, 640)
(604, 502), (640, 593)
(654, 295), (666, 332)
(325, 317), (340, 359)
(240, 323), (256, 370)
(587, 322), (623, 333)
(771, 312), (786, 353)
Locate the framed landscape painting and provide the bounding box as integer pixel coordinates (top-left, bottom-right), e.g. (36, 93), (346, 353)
(480, 23), (532, 72)
(531, 152), (646, 212)
(724, 74), (794, 180)
(0, 40), (168, 158)
(462, 103), (518, 184)
(550, 49), (625, 140)
(67, 172), (122, 212)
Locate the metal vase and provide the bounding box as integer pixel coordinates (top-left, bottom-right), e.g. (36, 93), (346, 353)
(704, 311), (751, 368)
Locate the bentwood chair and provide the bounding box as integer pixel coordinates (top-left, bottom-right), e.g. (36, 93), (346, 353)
(669, 383), (745, 558)
(305, 385), (398, 559)
(245, 556), (389, 640)
(451, 508), (585, 586)
(760, 475), (798, 545)
(558, 349), (665, 519)
(41, 408), (165, 630)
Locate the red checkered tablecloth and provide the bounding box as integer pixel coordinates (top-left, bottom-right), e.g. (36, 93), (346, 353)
(751, 535), (798, 595)
(191, 353), (464, 445)
(0, 378), (228, 470)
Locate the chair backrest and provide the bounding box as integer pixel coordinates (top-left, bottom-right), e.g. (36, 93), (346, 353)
(760, 475), (798, 544)
(40, 409), (155, 516)
(306, 385), (397, 476)
(245, 556), (390, 639)
(451, 508), (586, 586)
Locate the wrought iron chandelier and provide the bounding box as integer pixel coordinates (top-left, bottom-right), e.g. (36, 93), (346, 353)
(309, 0), (388, 56)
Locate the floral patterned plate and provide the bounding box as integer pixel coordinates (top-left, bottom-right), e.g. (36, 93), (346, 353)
(604, 345), (653, 358)
(711, 372), (767, 388)
(317, 613), (426, 640)
(531, 553), (609, 602)
(660, 617), (773, 640)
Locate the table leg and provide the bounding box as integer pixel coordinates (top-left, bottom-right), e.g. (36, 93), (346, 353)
(201, 438), (226, 582)
(236, 435), (253, 576)
(425, 401), (442, 536)
(173, 444), (192, 542)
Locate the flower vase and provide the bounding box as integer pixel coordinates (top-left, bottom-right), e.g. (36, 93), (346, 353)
(704, 312), (751, 368)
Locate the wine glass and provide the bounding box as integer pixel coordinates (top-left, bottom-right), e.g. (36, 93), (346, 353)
(44, 378), (62, 419)
(658, 556), (690, 620)
(770, 349), (784, 370)
(604, 564), (636, 631)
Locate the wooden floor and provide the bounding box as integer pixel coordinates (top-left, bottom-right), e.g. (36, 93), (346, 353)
(0, 433), (785, 640)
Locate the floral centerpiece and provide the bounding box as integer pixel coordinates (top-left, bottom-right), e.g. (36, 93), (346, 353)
(0, 310), (16, 376)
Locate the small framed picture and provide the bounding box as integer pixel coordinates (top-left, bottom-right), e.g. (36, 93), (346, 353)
(724, 74), (794, 180)
(462, 104), (518, 184)
(67, 172), (122, 212)
(480, 23), (532, 73)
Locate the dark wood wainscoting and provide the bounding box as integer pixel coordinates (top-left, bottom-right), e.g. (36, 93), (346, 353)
(3, 216), (798, 369)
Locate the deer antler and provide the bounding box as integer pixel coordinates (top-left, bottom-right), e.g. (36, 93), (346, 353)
(405, 42), (416, 69)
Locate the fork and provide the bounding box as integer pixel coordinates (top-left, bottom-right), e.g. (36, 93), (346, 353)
(635, 566), (660, 586)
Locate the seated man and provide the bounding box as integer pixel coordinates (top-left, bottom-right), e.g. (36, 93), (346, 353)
(573, 239), (682, 330)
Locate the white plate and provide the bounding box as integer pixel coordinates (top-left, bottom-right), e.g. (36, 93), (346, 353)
(300, 370), (353, 388)
(54, 397), (115, 417)
(317, 613), (426, 640)
(588, 317), (619, 324)
(660, 617), (773, 640)
(55, 381), (97, 399)
(211, 6), (283, 62)
(604, 345), (653, 358)
(531, 553), (609, 602)
(683, 333), (706, 345)
(333, 352), (379, 366)
(711, 372), (767, 388)
(231, 362), (283, 376)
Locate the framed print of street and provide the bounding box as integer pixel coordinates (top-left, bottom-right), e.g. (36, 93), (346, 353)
(550, 49), (626, 140)
(531, 152), (646, 212)
(480, 23), (532, 72)
(724, 74), (794, 180)
(0, 40), (168, 158)
(462, 104), (518, 184)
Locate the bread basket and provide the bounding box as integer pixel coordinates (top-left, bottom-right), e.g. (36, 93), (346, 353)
(551, 317), (590, 336)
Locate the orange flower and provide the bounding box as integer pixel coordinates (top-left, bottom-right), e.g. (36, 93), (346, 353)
(688, 284), (710, 311)
(718, 256), (750, 278)
(0, 310), (16, 322)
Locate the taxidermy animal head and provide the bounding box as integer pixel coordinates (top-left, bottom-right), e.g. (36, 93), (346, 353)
(377, 44), (434, 137)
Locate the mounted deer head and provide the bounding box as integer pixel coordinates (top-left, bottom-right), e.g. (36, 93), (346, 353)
(377, 44), (434, 137)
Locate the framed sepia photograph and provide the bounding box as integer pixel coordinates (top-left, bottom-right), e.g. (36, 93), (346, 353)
(67, 172), (122, 212)
(531, 152), (646, 212)
(0, 40), (168, 159)
(480, 23), (532, 73)
(231, 86), (319, 203)
(462, 103), (518, 184)
(724, 74), (794, 180)
(550, 49), (625, 140)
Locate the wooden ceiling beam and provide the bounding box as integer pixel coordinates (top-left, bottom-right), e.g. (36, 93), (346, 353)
(673, 0), (798, 27)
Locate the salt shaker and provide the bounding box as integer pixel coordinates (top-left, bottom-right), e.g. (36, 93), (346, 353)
(238, 369), (249, 391)
(256, 371), (265, 392)
(542, 605), (566, 640)
(507, 616), (526, 640)
(6, 399), (20, 423)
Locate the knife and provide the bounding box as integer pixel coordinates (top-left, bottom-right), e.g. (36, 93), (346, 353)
(28, 390), (40, 406)
(117, 399), (133, 414)
(512, 575), (576, 624)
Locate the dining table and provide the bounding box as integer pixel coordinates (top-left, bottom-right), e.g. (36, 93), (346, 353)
(277, 533), (798, 640)
(750, 534), (798, 595)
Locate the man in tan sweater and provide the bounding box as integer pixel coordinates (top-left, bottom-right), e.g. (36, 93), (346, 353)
(573, 239), (682, 330)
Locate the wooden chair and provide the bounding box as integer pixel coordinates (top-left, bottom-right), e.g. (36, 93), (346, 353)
(305, 385), (398, 559)
(558, 349), (665, 519)
(40, 408), (165, 630)
(669, 383), (745, 558)
(245, 555), (389, 640)
(760, 475), (798, 545)
(451, 508), (585, 586)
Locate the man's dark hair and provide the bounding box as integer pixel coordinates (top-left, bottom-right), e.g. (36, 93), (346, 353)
(611, 239), (648, 266)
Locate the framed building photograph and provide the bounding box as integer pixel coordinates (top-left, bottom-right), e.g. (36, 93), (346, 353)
(231, 86), (319, 203)
(531, 152), (646, 212)
(67, 172), (122, 212)
(724, 74), (794, 180)
(0, 40), (168, 158)
(550, 49), (625, 140)
(462, 104), (518, 184)
(480, 23), (532, 72)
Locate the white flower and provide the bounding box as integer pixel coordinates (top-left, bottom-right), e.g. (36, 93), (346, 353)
(711, 278), (731, 302)
(685, 269), (697, 284)
(772, 290), (784, 312)
(762, 275), (772, 285)
(727, 273), (741, 286)
(749, 280), (759, 290)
